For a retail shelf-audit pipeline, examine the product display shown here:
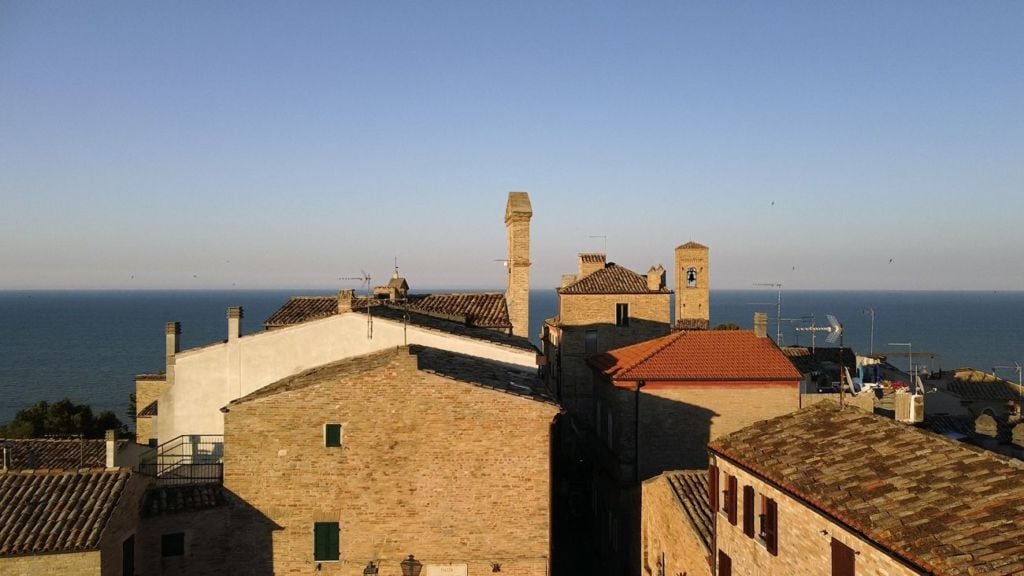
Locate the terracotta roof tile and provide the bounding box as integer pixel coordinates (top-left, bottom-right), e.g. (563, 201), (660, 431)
(709, 402), (1024, 576)
(264, 293), (511, 330)
(0, 468), (132, 556)
(0, 438), (127, 470)
(590, 330), (801, 382)
(662, 470), (712, 554)
(142, 483), (226, 517)
(559, 263), (669, 295)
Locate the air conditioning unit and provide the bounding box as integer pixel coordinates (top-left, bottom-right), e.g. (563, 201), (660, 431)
(895, 392), (924, 423)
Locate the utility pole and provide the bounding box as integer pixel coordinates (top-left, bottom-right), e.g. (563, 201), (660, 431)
(863, 308), (875, 355)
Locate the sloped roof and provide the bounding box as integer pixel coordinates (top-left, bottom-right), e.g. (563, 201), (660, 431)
(0, 438), (127, 471)
(264, 293), (511, 330)
(358, 305), (533, 352)
(946, 369), (1024, 402)
(142, 483), (226, 517)
(676, 241), (708, 250)
(661, 470), (712, 555)
(224, 346), (555, 410)
(709, 402), (1024, 576)
(781, 346), (857, 374)
(590, 330), (801, 383)
(559, 263), (669, 295)
(0, 468), (132, 556)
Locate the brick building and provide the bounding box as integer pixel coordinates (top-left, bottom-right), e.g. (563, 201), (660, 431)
(220, 345), (559, 575)
(0, 467), (148, 576)
(585, 328), (800, 575)
(640, 470), (711, 576)
(542, 253), (672, 425)
(709, 402), (1024, 576)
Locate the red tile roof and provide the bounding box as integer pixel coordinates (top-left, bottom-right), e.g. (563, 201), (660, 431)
(0, 468), (132, 556)
(559, 263), (669, 295)
(709, 402), (1024, 576)
(589, 330), (801, 383)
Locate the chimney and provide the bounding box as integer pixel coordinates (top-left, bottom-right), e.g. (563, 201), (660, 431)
(753, 312), (768, 338)
(105, 429), (117, 469)
(338, 289), (354, 313)
(227, 306), (243, 341)
(578, 253), (606, 278)
(560, 274), (577, 289)
(165, 321), (180, 386)
(505, 192), (533, 338)
(647, 265), (665, 292)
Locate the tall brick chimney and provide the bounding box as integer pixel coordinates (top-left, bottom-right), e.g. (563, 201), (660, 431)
(578, 253), (606, 279)
(165, 321), (180, 386)
(227, 306), (243, 341)
(105, 429), (117, 469)
(753, 312), (769, 338)
(505, 192), (532, 338)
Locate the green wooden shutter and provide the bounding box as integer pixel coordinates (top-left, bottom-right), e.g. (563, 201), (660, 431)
(314, 522), (339, 561)
(325, 424), (342, 447)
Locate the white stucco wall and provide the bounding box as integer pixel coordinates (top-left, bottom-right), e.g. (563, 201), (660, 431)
(157, 313), (537, 442)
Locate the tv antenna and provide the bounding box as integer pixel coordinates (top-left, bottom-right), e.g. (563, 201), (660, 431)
(751, 282), (783, 343)
(797, 314), (845, 404)
(340, 271), (373, 338)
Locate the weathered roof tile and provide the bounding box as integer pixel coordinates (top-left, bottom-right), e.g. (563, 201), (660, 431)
(559, 263), (670, 295)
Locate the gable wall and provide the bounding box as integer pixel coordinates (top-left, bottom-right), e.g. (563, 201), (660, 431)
(158, 313), (536, 442)
(222, 349), (557, 575)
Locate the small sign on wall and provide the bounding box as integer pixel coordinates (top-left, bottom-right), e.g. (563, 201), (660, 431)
(423, 564), (469, 576)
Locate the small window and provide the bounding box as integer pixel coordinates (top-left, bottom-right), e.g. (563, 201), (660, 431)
(584, 330), (598, 354)
(325, 424), (342, 447)
(615, 303), (629, 327)
(314, 522), (340, 562)
(161, 532), (185, 558)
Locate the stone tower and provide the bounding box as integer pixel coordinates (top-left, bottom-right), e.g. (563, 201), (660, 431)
(505, 192), (532, 338)
(675, 242), (710, 330)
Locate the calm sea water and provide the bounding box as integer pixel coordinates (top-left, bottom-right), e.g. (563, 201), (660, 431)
(1, 289), (1022, 425)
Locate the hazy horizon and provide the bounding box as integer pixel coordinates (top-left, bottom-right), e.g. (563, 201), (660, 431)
(3, 3), (1021, 292)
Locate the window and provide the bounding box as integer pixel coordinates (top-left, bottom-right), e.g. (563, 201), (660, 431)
(314, 522), (340, 562)
(584, 330), (598, 354)
(743, 485), (755, 538)
(831, 538), (855, 576)
(723, 475), (738, 525)
(759, 496), (778, 556)
(325, 424), (342, 447)
(615, 303), (629, 327)
(161, 532), (185, 558)
(686, 267), (698, 288)
(718, 550), (732, 576)
(122, 535), (135, 576)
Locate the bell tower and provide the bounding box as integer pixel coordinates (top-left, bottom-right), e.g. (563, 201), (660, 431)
(505, 192), (532, 338)
(675, 242), (709, 330)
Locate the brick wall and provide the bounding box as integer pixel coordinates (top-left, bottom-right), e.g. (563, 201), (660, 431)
(137, 505), (234, 576)
(222, 348), (557, 575)
(557, 293), (671, 426)
(640, 476), (710, 576)
(597, 382), (799, 476)
(712, 456), (922, 576)
(0, 551), (101, 575)
(674, 245), (709, 325)
(134, 376), (167, 444)
(505, 194), (531, 339)
(99, 472), (149, 576)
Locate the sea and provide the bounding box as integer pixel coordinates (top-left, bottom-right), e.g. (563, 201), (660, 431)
(1, 289), (1022, 426)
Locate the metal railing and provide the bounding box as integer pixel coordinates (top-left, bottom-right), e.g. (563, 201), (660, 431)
(135, 434), (223, 485)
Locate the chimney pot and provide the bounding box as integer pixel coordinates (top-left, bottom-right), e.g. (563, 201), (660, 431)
(338, 289), (355, 313)
(647, 265), (666, 292)
(754, 312), (769, 338)
(578, 253), (607, 278)
(105, 429), (117, 469)
(227, 306), (243, 341)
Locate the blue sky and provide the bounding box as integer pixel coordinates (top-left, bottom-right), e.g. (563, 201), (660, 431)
(2, 2), (1021, 290)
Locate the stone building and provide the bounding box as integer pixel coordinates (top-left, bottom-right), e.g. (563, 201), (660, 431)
(541, 253), (672, 425)
(135, 483), (234, 576)
(640, 471), (711, 576)
(674, 242), (710, 330)
(0, 467), (148, 576)
(139, 192), (537, 445)
(709, 402), (1024, 576)
(585, 328), (800, 575)
(219, 345), (559, 576)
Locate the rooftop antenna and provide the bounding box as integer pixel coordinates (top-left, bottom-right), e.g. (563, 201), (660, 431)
(751, 282), (783, 343)
(863, 308), (876, 355)
(798, 315), (845, 403)
(589, 235), (607, 254)
(340, 271), (373, 339)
